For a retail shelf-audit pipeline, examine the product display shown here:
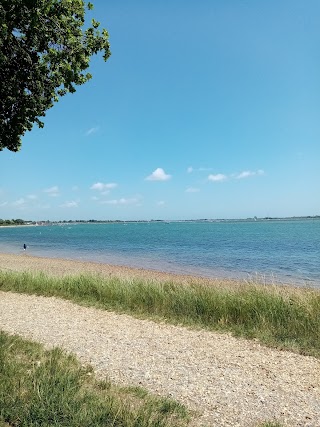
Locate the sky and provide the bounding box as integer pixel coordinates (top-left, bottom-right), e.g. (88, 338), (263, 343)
(0, 0), (319, 221)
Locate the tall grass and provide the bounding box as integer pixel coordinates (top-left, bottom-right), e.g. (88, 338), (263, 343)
(0, 331), (189, 427)
(0, 270), (319, 357)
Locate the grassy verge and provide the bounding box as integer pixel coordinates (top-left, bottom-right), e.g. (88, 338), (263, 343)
(0, 270), (319, 357)
(0, 331), (189, 427)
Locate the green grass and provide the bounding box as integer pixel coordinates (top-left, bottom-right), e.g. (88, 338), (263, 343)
(0, 270), (319, 357)
(0, 331), (189, 427)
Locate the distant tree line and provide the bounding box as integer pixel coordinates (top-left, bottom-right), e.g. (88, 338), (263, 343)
(0, 218), (25, 226)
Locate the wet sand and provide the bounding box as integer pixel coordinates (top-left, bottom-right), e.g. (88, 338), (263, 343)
(0, 251), (241, 287)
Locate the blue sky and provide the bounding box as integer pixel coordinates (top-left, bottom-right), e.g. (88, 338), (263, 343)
(1, 0), (319, 221)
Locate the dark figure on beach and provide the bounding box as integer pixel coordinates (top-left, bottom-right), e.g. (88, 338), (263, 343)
(23, 243), (26, 251)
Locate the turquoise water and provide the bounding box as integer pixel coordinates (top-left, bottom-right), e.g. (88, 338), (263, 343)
(0, 219), (319, 287)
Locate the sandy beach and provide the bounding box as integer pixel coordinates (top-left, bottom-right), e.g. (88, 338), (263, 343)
(1, 252), (320, 426)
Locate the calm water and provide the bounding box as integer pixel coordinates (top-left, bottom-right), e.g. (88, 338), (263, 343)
(0, 220), (319, 287)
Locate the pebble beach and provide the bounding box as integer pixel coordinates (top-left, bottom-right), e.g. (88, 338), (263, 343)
(0, 252), (320, 426)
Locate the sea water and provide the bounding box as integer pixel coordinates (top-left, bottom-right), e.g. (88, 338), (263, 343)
(0, 219), (319, 287)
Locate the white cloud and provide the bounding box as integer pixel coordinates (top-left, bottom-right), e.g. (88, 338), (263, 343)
(208, 174), (227, 182)
(12, 198), (26, 206)
(0, 201), (8, 207)
(44, 186), (60, 197)
(100, 197), (140, 206)
(237, 171), (254, 179)
(85, 126), (99, 136)
(90, 182), (118, 191)
(27, 194), (37, 200)
(72, 186), (79, 191)
(91, 196), (99, 201)
(185, 187), (200, 193)
(60, 201), (78, 208)
(236, 169), (265, 179)
(157, 201), (165, 206)
(146, 168), (171, 181)
(187, 166), (193, 173)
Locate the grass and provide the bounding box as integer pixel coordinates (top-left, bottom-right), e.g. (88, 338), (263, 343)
(0, 270), (319, 358)
(0, 331), (189, 427)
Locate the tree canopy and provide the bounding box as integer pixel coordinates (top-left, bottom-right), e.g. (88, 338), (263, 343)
(0, 0), (110, 152)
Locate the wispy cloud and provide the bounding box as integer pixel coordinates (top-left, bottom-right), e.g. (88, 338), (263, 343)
(100, 197), (140, 205)
(207, 169), (265, 182)
(208, 174), (227, 182)
(8, 195), (39, 209)
(72, 185), (79, 191)
(157, 200), (165, 206)
(85, 126), (99, 136)
(44, 186), (60, 197)
(12, 198), (26, 207)
(90, 182), (118, 191)
(146, 168), (171, 181)
(60, 200), (79, 208)
(185, 187), (200, 193)
(188, 166), (213, 173)
(236, 169), (265, 179)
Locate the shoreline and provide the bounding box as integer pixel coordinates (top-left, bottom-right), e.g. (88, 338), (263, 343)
(0, 224), (36, 228)
(1, 220), (319, 289)
(0, 251), (228, 286)
(0, 251), (316, 292)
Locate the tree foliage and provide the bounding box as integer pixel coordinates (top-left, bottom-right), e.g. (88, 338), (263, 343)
(0, 0), (110, 152)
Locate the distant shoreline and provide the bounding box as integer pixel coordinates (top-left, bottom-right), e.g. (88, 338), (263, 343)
(0, 216), (320, 227)
(0, 224), (35, 228)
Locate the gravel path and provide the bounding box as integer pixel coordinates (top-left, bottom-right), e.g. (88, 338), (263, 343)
(1, 290), (319, 427)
